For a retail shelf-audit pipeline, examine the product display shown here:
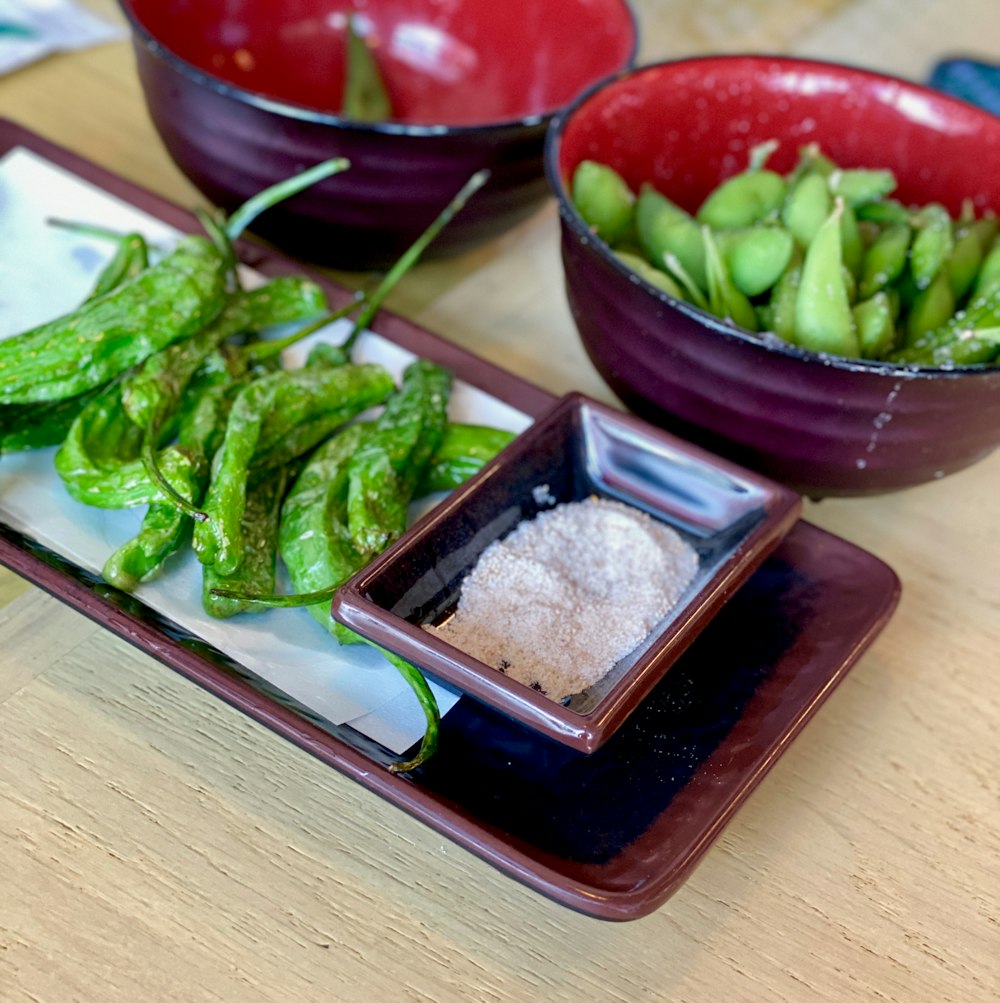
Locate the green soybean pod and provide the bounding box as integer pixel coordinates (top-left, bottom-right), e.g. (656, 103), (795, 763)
(696, 141), (786, 230)
(767, 257), (803, 344)
(614, 250), (686, 299)
(855, 199), (911, 225)
(781, 170), (832, 248)
(910, 203), (955, 290)
(721, 225), (795, 297)
(827, 167), (898, 207)
(571, 160), (635, 245)
(859, 222), (912, 300)
(840, 201), (864, 278)
(794, 200), (859, 357)
(787, 142), (836, 184)
(972, 239), (1000, 298)
(892, 284), (1000, 365)
(945, 224), (985, 301)
(635, 184), (707, 291)
(905, 271), (956, 346)
(853, 291), (898, 359)
(702, 227), (758, 331)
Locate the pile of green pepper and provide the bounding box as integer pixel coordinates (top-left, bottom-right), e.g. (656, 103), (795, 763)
(571, 141), (1000, 367)
(0, 165), (511, 773)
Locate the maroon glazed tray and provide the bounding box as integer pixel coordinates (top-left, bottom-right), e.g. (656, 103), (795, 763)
(0, 119), (901, 921)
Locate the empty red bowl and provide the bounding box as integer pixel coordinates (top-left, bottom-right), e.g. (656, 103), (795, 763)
(118, 0), (637, 269)
(545, 56), (1000, 496)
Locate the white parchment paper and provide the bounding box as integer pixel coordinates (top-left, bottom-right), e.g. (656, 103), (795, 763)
(0, 146), (532, 753)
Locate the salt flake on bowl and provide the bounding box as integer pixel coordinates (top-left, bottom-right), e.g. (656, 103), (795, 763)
(427, 497), (698, 701)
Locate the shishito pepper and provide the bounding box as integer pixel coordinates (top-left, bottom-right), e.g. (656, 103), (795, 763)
(346, 359), (453, 560)
(0, 385), (106, 453)
(121, 275), (329, 513)
(54, 378), (204, 509)
(101, 377), (243, 590)
(192, 362), (395, 575)
(201, 467), (291, 618)
(414, 422), (516, 494)
(276, 419), (441, 774)
(277, 421), (370, 626)
(85, 232), (150, 301)
(210, 413), (515, 773)
(0, 235), (227, 405)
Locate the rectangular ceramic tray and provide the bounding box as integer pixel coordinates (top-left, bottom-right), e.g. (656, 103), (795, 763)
(335, 391), (802, 753)
(0, 119), (901, 921)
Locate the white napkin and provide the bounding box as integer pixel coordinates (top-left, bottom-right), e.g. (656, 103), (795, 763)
(0, 146), (531, 754)
(0, 0), (124, 76)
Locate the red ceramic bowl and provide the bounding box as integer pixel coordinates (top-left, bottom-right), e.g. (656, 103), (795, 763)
(118, 0), (637, 269)
(544, 56), (1000, 497)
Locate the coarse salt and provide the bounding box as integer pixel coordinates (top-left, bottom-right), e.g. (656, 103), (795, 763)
(426, 496), (699, 701)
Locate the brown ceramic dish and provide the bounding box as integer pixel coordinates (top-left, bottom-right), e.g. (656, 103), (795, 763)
(116, 0), (638, 269)
(333, 392), (802, 752)
(0, 120), (900, 921)
(544, 56), (1000, 497)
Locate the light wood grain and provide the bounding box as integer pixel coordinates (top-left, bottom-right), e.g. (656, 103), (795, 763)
(1, 2), (999, 1001)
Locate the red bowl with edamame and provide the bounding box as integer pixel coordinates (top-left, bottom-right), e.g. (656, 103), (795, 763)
(544, 56), (1000, 497)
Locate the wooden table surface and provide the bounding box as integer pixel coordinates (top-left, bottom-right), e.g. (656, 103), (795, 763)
(2, 1), (998, 1000)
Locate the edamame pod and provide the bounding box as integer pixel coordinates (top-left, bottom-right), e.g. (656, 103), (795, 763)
(827, 168), (897, 207)
(721, 226), (794, 297)
(972, 240), (1000, 298)
(910, 203), (955, 290)
(572, 160), (635, 244)
(782, 170), (831, 248)
(794, 200), (859, 356)
(855, 199), (911, 225)
(766, 255), (803, 343)
(840, 201), (864, 278)
(702, 227), (758, 331)
(697, 142), (786, 230)
(614, 250), (686, 299)
(905, 271), (956, 345)
(853, 291), (897, 359)
(635, 184), (706, 291)
(859, 222), (911, 300)
(892, 284), (1000, 365)
(945, 224), (985, 300)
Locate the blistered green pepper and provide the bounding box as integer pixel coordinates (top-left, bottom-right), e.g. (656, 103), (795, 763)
(0, 235), (226, 405)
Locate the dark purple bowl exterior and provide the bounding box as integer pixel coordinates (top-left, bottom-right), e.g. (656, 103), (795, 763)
(559, 227), (1000, 496)
(132, 38), (551, 269)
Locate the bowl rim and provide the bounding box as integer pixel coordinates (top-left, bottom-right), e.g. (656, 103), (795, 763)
(542, 53), (1000, 381)
(117, 0), (640, 136)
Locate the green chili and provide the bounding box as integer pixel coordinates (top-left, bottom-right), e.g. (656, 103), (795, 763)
(202, 468), (291, 617)
(343, 13), (393, 122)
(414, 423), (517, 494)
(193, 362), (395, 574)
(0, 235), (226, 405)
(346, 359), (453, 560)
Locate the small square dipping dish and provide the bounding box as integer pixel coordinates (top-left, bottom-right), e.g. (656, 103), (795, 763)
(332, 393), (802, 753)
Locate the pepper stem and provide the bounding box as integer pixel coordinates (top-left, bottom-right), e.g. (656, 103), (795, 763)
(348, 168), (491, 340)
(224, 157), (352, 241)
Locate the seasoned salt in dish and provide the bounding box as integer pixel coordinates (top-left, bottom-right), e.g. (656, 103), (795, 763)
(426, 496), (699, 701)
